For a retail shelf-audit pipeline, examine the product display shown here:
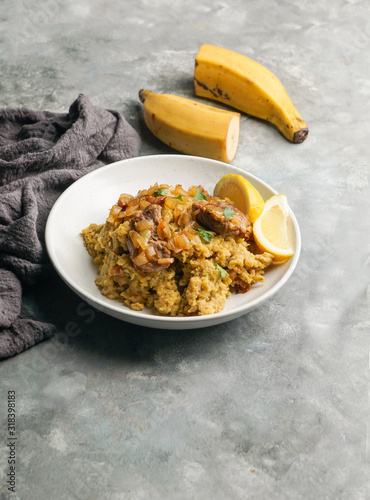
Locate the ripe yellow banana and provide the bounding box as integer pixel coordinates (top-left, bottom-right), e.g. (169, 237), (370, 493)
(138, 89), (240, 163)
(194, 44), (308, 143)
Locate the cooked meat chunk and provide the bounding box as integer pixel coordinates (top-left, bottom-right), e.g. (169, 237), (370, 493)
(228, 270), (251, 294)
(126, 203), (173, 274)
(140, 204), (162, 225)
(192, 200), (252, 239)
(126, 231), (172, 273)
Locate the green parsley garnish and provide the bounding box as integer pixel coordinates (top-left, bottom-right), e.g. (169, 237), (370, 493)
(215, 263), (228, 279)
(154, 188), (168, 197)
(194, 188), (207, 201)
(223, 206), (236, 220)
(175, 195), (183, 201)
(195, 227), (214, 242)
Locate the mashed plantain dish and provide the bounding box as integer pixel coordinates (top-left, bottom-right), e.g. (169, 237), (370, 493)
(81, 183), (273, 316)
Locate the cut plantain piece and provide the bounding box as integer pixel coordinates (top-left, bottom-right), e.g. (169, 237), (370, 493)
(194, 44), (308, 143)
(139, 89), (240, 163)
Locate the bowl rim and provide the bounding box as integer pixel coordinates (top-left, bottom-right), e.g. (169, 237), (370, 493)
(45, 154), (301, 326)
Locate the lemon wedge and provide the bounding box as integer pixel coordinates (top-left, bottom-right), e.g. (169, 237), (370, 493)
(213, 173), (265, 222)
(252, 194), (295, 263)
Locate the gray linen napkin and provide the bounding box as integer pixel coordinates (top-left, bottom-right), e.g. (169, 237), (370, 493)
(0, 94), (141, 358)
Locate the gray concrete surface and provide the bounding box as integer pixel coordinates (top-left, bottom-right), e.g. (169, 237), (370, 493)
(1, 0), (369, 499)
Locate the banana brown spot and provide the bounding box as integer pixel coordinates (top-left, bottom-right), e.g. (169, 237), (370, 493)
(215, 86), (230, 100)
(194, 78), (218, 98)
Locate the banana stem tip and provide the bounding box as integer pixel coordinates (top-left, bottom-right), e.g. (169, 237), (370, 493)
(293, 128), (309, 143)
(139, 89), (148, 103)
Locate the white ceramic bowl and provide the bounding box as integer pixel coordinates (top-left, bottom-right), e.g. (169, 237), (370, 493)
(45, 155), (301, 329)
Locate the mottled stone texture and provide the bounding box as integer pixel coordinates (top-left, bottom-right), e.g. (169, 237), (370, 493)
(0, 1), (369, 499)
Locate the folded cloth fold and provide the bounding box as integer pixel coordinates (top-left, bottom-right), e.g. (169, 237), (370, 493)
(0, 94), (141, 358)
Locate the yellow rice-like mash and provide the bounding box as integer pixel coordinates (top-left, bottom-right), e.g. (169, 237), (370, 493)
(81, 183), (273, 316)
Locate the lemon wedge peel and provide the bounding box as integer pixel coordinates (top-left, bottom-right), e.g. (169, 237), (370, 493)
(213, 173), (265, 223)
(252, 194), (295, 264)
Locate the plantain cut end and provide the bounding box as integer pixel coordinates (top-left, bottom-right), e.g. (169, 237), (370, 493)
(224, 113), (240, 163)
(293, 127), (309, 144)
